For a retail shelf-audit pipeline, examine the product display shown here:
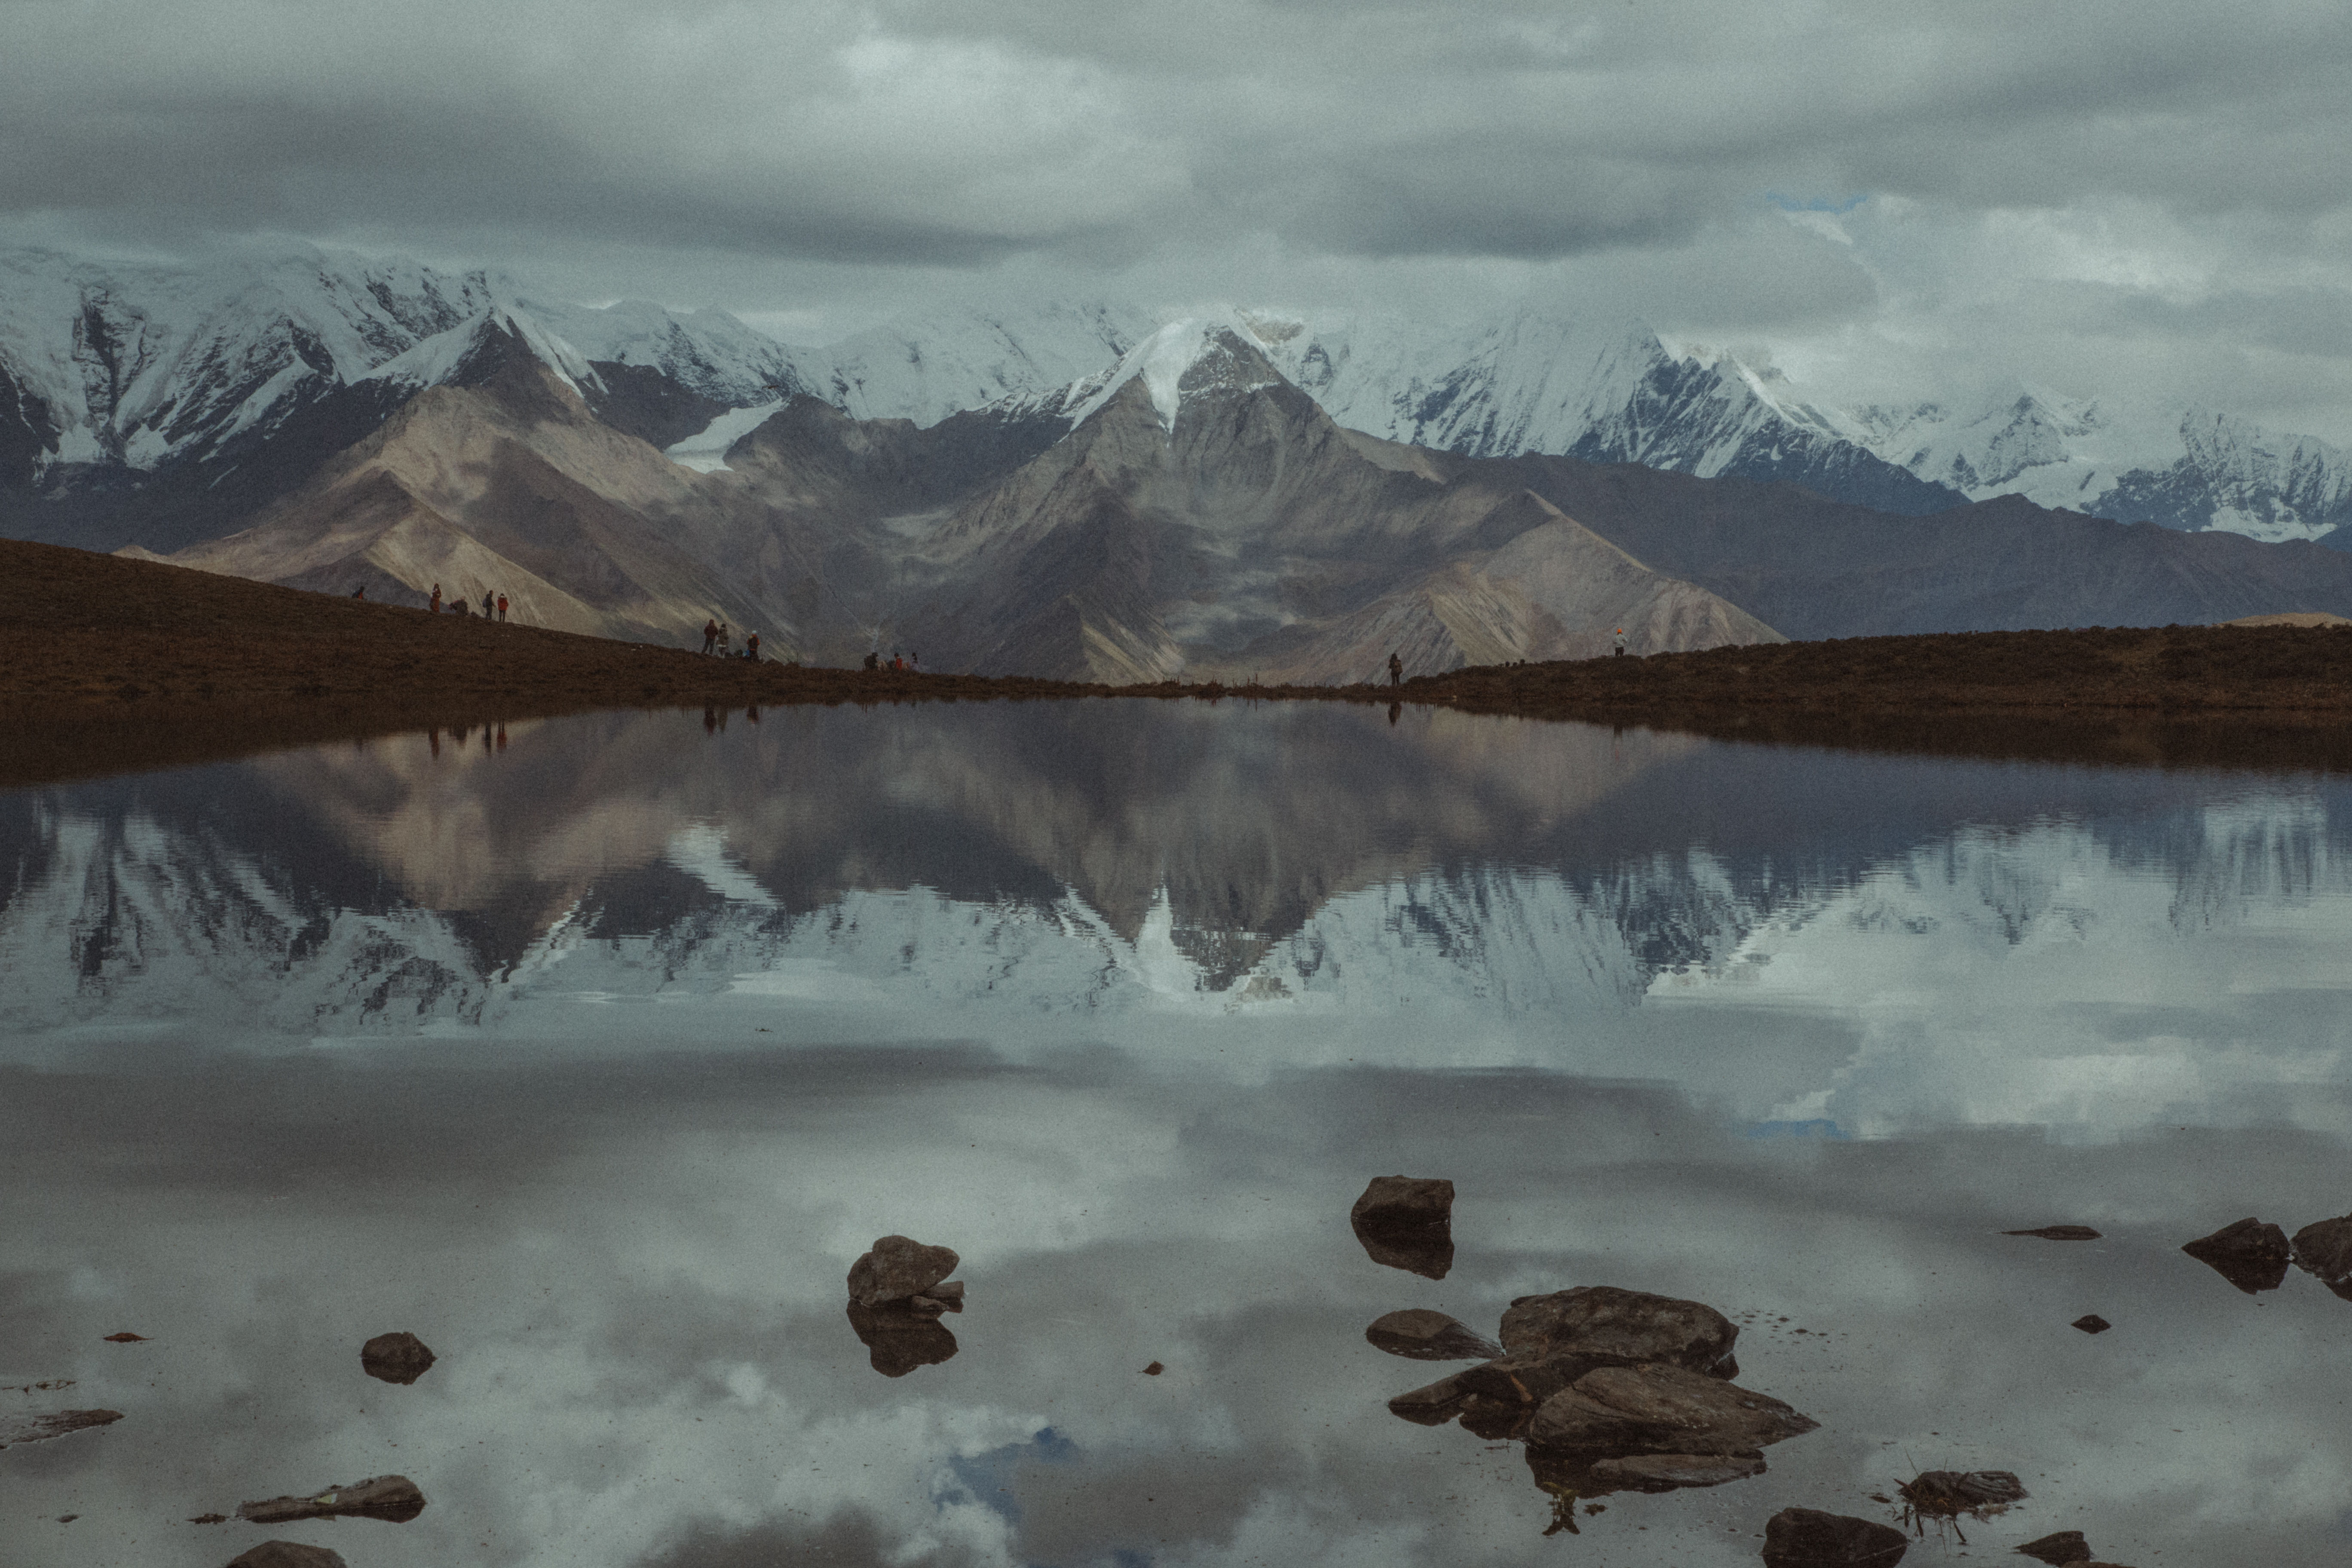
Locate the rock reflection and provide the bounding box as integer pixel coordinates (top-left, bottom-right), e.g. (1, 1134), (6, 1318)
(1381, 1286), (1811, 1534)
(2291, 1211), (2352, 1300)
(845, 1236), (965, 1377)
(1349, 1176), (1454, 1280)
(2181, 1217), (2292, 1293)
(845, 1300), (959, 1378)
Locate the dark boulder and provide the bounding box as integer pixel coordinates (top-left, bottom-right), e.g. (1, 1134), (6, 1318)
(226, 1544), (350, 1568)
(238, 1475), (426, 1525)
(1350, 1177), (1454, 1279)
(846, 1299), (958, 1378)
(2071, 1314), (2111, 1334)
(2015, 1530), (2092, 1565)
(360, 1331), (436, 1385)
(1500, 1286), (1739, 1376)
(2291, 1212), (2352, 1299)
(2181, 1218), (2291, 1293)
(1761, 1507), (1908, 1567)
(847, 1236), (960, 1308)
(2004, 1226), (2101, 1240)
(1365, 1308), (1501, 1361)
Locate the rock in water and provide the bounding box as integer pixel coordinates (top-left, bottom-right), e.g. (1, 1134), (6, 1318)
(846, 1299), (958, 1377)
(0, 1408), (124, 1449)
(2015, 1530), (2092, 1565)
(1386, 1371), (1474, 1425)
(1350, 1176), (1454, 1279)
(1365, 1309), (1502, 1361)
(359, 1331), (437, 1385)
(1761, 1507), (1909, 1566)
(2004, 1226), (2102, 1240)
(1898, 1469), (2027, 1524)
(1586, 1451), (1767, 1492)
(1500, 1286), (1740, 1377)
(2181, 1218), (2292, 1293)
(1528, 1362), (1817, 1455)
(227, 1544), (351, 1568)
(846, 1236), (961, 1308)
(2072, 1314), (2112, 1334)
(237, 1475), (426, 1525)
(2290, 1212), (2352, 1299)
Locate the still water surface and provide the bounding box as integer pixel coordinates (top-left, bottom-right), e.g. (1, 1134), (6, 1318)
(3, 700), (2349, 1567)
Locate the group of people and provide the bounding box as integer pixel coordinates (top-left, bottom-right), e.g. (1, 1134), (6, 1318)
(427, 584), (510, 622)
(702, 618), (761, 661)
(862, 650), (919, 671)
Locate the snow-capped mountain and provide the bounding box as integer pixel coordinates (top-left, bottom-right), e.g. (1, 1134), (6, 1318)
(1853, 389), (2352, 545)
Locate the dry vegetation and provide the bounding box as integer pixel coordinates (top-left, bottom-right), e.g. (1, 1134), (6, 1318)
(8, 538), (2352, 787)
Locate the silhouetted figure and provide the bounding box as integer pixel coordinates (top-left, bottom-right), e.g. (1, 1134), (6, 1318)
(481, 591), (493, 617)
(429, 584), (441, 613)
(746, 632), (760, 662)
(1387, 652), (1403, 686)
(352, 585), (366, 600)
(864, 651), (879, 671)
(1388, 701), (1401, 726)
(1613, 626), (1627, 656)
(702, 619), (719, 655)
(496, 594), (508, 622)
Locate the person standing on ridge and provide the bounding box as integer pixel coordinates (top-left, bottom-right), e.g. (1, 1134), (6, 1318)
(429, 584), (441, 614)
(746, 631), (760, 662)
(496, 594), (508, 622)
(481, 591), (494, 617)
(1613, 627), (1627, 656)
(702, 618), (719, 655)
(1387, 652), (1403, 687)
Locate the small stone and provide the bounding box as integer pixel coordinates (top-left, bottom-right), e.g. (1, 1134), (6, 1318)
(2073, 1314), (2112, 1334)
(2005, 1226), (2102, 1240)
(360, 1331), (437, 1385)
(1386, 1371), (1473, 1426)
(2182, 1217), (2293, 1294)
(1141, 1361), (1164, 1375)
(237, 1474), (426, 1525)
(2015, 1530), (2092, 1565)
(55, 1515), (77, 1523)
(1761, 1507), (1908, 1567)
(0, 1408), (124, 1449)
(846, 1236), (960, 1308)
(189, 1514), (229, 1525)
(1365, 1308), (1502, 1361)
(103, 1332), (148, 1342)
(226, 1544), (352, 1568)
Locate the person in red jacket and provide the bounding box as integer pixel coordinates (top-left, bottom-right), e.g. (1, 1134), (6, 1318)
(496, 594), (508, 622)
(429, 584), (441, 613)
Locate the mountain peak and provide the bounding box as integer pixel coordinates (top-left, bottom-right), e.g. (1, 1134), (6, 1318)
(1064, 318), (1284, 430)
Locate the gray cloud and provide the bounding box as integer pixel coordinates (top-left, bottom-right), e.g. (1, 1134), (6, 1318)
(6, 1), (2352, 441)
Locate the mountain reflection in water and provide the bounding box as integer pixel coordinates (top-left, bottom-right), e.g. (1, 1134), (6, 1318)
(3, 701), (2351, 1568)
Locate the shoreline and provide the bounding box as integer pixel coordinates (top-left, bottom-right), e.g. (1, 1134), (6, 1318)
(8, 537), (2352, 785)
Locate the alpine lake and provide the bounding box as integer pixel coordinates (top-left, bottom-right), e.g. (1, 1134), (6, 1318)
(3, 697), (2349, 1568)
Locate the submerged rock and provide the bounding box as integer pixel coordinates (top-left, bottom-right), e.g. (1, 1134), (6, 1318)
(1386, 1371), (1474, 1426)
(2004, 1225), (2102, 1240)
(1898, 1469), (2026, 1525)
(847, 1236), (961, 1308)
(226, 1544), (350, 1568)
(2072, 1314), (2112, 1334)
(1365, 1308), (1501, 1361)
(1501, 1286), (1740, 1377)
(1529, 1362), (1817, 1455)
(1350, 1176), (1454, 1279)
(2015, 1530), (2092, 1565)
(2291, 1212), (2352, 1298)
(2181, 1218), (2292, 1294)
(0, 1408), (123, 1449)
(1761, 1507), (1908, 1567)
(846, 1299), (958, 1377)
(360, 1331), (437, 1385)
(1587, 1450), (1767, 1492)
(237, 1475), (426, 1525)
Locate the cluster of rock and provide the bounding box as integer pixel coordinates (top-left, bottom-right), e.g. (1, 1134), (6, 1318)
(1374, 1283), (1816, 1526)
(2182, 1211), (2352, 1297)
(845, 1235), (965, 1377)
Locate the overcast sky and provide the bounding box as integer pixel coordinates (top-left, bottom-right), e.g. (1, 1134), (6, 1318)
(7, 0), (2352, 435)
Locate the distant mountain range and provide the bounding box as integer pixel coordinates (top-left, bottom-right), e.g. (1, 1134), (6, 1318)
(9, 244), (2352, 675)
